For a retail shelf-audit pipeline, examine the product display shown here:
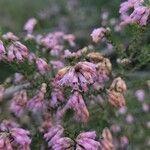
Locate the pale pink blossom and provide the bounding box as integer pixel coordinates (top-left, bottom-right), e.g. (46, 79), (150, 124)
(0, 40), (5, 60)
(10, 90), (27, 117)
(24, 18), (37, 34)
(7, 41), (28, 62)
(66, 91), (89, 122)
(36, 58), (49, 74)
(90, 27), (109, 43)
(2, 32), (19, 41)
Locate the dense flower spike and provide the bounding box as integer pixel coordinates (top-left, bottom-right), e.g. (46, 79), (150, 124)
(66, 91), (89, 122)
(91, 27), (110, 43)
(24, 18), (37, 34)
(10, 90), (27, 117)
(27, 83), (47, 113)
(7, 41), (28, 62)
(0, 120), (31, 150)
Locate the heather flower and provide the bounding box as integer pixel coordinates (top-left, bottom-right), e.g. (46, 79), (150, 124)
(108, 90), (126, 108)
(56, 61), (97, 91)
(118, 106), (127, 115)
(135, 89), (145, 102)
(0, 120), (31, 150)
(110, 124), (121, 133)
(63, 34), (76, 47)
(2, 32), (19, 41)
(7, 41), (28, 62)
(50, 88), (64, 108)
(44, 125), (74, 149)
(90, 27), (110, 43)
(100, 128), (114, 150)
(0, 40), (5, 60)
(35, 58), (49, 74)
(130, 6), (150, 26)
(76, 131), (100, 150)
(27, 83), (47, 113)
(66, 91), (89, 122)
(24, 18), (37, 34)
(10, 90), (27, 117)
(10, 127), (31, 149)
(110, 77), (127, 93)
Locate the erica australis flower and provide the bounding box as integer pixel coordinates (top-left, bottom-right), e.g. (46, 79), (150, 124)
(66, 91), (89, 122)
(7, 41), (28, 62)
(36, 58), (49, 74)
(63, 34), (76, 47)
(50, 87), (64, 108)
(50, 60), (64, 70)
(119, 0), (150, 26)
(44, 125), (73, 149)
(10, 90), (27, 117)
(24, 18), (37, 34)
(100, 128), (115, 150)
(27, 83), (47, 113)
(56, 61), (97, 91)
(90, 27), (110, 43)
(2, 32), (19, 41)
(0, 120), (31, 150)
(76, 131), (100, 150)
(0, 40), (5, 60)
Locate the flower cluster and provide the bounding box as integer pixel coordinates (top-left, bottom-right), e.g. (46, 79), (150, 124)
(119, 0), (150, 26)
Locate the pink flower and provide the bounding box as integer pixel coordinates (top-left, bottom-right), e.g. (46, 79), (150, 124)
(36, 58), (49, 74)
(2, 32), (19, 41)
(7, 41), (28, 62)
(0, 120), (31, 150)
(10, 90), (27, 117)
(76, 131), (100, 150)
(0, 40), (5, 60)
(56, 61), (97, 91)
(63, 34), (76, 47)
(142, 102), (149, 112)
(44, 125), (73, 149)
(135, 89), (145, 102)
(27, 83), (47, 113)
(90, 27), (109, 43)
(24, 18), (37, 34)
(50, 88), (64, 108)
(66, 91), (89, 122)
